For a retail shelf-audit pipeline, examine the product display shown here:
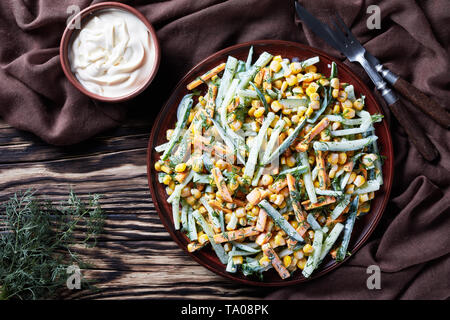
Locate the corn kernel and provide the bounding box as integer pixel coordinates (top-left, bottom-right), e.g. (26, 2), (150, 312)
(328, 153), (339, 165)
(291, 114), (300, 124)
(161, 165), (172, 174)
(294, 108), (305, 119)
(228, 179), (239, 192)
(359, 193), (370, 203)
(310, 92), (320, 102)
(282, 107), (292, 115)
(303, 244), (314, 255)
(305, 65), (317, 73)
(265, 94), (273, 104)
(319, 78), (330, 86)
(342, 107), (356, 119)
(270, 60), (282, 72)
(154, 161), (162, 171)
(232, 255), (244, 265)
(261, 174), (274, 186)
(215, 159), (228, 170)
(332, 103), (341, 114)
(274, 233), (286, 247)
(294, 250), (304, 260)
(238, 217), (247, 226)
(362, 154), (378, 167)
(289, 62), (303, 74)
(269, 194), (278, 203)
(354, 175), (366, 187)
(198, 233), (209, 245)
(291, 220), (299, 229)
(273, 55), (282, 62)
(283, 255), (292, 267)
(309, 100), (320, 110)
(166, 187), (173, 196)
(188, 112), (195, 124)
(337, 90), (348, 102)
(259, 255), (270, 267)
(191, 188), (201, 199)
(292, 86), (304, 95)
(169, 181), (175, 190)
(329, 164), (339, 179)
(181, 187), (191, 197)
(223, 243), (232, 252)
(330, 78), (340, 89)
(332, 88), (339, 99)
(231, 120), (243, 131)
(281, 81), (288, 93)
(235, 207), (246, 218)
(286, 74), (298, 86)
(360, 202), (371, 213)
(320, 129), (331, 141)
(305, 82), (319, 96)
(331, 121), (341, 131)
(162, 174), (172, 185)
(286, 155), (296, 167)
(186, 196), (196, 206)
(166, 129), (174, 141)
(187, 243), (196, 252)
(297, 258), (307, 269)
(308, 154), (315, 165)
(338, 152), (347, 165)
(175, 163), (187, 173)
(274, 194), (285, 206)
(198, 205), (207, 214)
(348, 172), (357, 184)
(271, 100), (283, 112)
(341, 99), (353, 109)
(353, 98), (364, 110)
(345, 184), (355, 194)
(274, 80), (283, 89)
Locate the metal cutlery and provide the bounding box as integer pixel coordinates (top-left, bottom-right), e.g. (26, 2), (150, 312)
(294, 1), (444, 161)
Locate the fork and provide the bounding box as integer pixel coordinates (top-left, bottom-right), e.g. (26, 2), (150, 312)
(328, 13), (439, 162)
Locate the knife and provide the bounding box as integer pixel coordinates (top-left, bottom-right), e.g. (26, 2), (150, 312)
(295, 1), (439, 161)
(294, 1), (450, 129)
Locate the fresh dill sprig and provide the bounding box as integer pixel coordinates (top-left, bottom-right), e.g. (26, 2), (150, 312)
(0, 190), (105, 300)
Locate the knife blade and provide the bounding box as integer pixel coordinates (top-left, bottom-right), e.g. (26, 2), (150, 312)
(294, 2), (340, 52)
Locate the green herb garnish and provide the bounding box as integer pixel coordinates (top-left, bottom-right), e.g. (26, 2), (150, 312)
(0, 190), (105, 300)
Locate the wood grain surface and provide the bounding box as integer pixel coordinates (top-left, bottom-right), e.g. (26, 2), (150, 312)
(0, 117), (272, 300)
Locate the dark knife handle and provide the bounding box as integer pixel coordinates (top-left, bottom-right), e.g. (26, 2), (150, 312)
(388, 99), (439, 162)
(392, 78), (450, 129)
(376, 64), (450, 129)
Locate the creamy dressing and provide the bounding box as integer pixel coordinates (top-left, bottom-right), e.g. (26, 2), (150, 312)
(68, 9), (155, 98)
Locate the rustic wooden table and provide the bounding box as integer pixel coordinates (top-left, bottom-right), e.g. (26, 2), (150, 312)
(0, 116), (275, 299)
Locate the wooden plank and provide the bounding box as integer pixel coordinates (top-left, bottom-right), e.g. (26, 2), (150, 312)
(0, 119), (265, 299)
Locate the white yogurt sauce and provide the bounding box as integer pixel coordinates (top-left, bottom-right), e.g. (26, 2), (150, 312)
(68, 8), (155, 98)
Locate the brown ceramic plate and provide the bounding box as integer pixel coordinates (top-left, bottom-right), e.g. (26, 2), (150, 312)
(147, 40), (394, 286)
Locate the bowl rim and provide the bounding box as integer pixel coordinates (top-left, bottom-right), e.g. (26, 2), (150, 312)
(147, 39), (394, 286)
(59, 1), (161, 103)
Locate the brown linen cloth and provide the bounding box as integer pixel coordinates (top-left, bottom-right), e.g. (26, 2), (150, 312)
(0, 0), (448, 298)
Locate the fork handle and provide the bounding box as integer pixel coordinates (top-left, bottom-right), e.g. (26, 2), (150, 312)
(376, 65), (450, 128)
(392, 78), (450, 129)
(388, 99), (439, 162)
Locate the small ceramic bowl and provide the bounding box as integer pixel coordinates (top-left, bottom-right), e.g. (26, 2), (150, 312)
(59, 2), (160, 102)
